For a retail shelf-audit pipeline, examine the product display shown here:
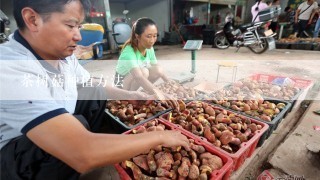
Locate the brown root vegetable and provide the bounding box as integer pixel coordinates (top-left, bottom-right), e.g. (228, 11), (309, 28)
(248, 124), (257, 133)
(171, 169), (178, 179)
(243, 104), (251, 111)
(212, 127), (222, 138)
(260, 114), (271, 121)
(155, 125), (165, 131)
(155, 152), (174, 171)
(156, 168), (173, 178)
(257, 124), (262, 130)
(214, 140), (221, 147)
(147, 126), (157, 132)
(178, 100), (186, 112)
(188, 150), (197, 163)
(178, 158), (190, 177)
(204, 126), (216, 143)
(199, 173), (208, 180)
(231, 104), (242, 111)
(132, 126), (146, 134)
(133, 155), (149, 172)
(199, 165), (212, 180)
(190, 144), (206, 154)
(188, 164), (200, 179)
(177, 176), (187, 180)
(193, 159), (201, 167)
(199, 152), (215, 160)
(174, 153), (182, 161)
(127, 104), (134, 115)
(220, 131), (237, 145)
(221, 145), (233, 153)
(173, 160), (181, 167)
(154, 145), (163, 152)
(134, 113), (147, 120)
(204, 106), (215, 116)
(171, 146), (181, 152)
(230, 123), (241, 130)
(147, 150), (157, 172)
(244, 128), (252, 137)
(125, 160), (154, 180)
(215, 113), (224, 123)
(237, 133), (248, 142)
(117, 108), (128, 120)
(191, 120), (204, 136)
(207, 156), (223, 170)
(180, 150), (188, 157)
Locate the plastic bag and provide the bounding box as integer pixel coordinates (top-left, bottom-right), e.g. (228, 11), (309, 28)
(271, 77), (295, 87)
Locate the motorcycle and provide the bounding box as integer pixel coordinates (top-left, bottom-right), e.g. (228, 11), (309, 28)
(0, 10), (10, 43)
(213, 21), (276, 54)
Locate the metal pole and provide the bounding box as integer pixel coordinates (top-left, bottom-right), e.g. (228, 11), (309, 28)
(191, 50), (196, 74)
(102, 0), (116, 51)
(207, 1), (211, 25)
(169, 0), (174, 26)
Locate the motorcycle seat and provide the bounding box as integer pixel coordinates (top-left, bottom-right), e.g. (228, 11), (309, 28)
(239, 23), (253, 31)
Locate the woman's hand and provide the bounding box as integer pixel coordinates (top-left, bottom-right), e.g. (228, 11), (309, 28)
(152, 89), (180, 112)
(129, 91), (154, 100)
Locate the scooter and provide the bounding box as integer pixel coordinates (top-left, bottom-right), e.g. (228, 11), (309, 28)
(213, 20), (276, 54)
(0, 10), (10, 43)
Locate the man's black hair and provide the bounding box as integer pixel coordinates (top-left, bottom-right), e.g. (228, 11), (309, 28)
(284, 6), (291, 12)
(13, 0), (91, 29)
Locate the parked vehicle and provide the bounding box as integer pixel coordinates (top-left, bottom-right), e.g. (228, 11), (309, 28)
(213, 21), (276, 54)
(0, 10), (10, 43)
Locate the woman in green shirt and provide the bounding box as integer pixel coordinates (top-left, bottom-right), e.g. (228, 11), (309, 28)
(114, 17), (170, 97)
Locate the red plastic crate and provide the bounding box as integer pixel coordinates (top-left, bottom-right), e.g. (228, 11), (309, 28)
(249, 73), (313, 89)
(115, 118), (234, 180)
(160, 104), (269, 171)
(115, 164), (132, 180)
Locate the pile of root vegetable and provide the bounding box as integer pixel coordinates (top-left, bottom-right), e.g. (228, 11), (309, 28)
(168, 101), (263, 153)
(212, 78), (300, 101)
(278, 37), (320, 43)
(156, 81), (212, 100)
(121, 119), (224, 180)
(211, 99), (286, 122)
(106, 100), (169, 126)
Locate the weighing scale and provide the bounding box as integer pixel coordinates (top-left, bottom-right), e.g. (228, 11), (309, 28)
(169, 40), (203, 83)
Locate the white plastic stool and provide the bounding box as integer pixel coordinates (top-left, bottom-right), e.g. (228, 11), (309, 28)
(216, 61), (237, 83)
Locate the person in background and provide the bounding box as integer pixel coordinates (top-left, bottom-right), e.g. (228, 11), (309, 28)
(114, 17), (172, 99)
(293, 0), (318, 37)
(0, 0), (189, 179)
(251, 0), (269, 22)
(285, 6), (296, 24)
(269, 0), (281, 32)
(309, 5), (320, 38)
(225, 11), (234, 24)
(266, 1), (272, 6)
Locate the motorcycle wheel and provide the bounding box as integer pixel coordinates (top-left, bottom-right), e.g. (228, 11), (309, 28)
(247, 34), (268, 54)
(213, 34), (230, 49)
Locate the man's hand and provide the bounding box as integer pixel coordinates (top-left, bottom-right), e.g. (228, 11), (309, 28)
(159, 130), (190, 151)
